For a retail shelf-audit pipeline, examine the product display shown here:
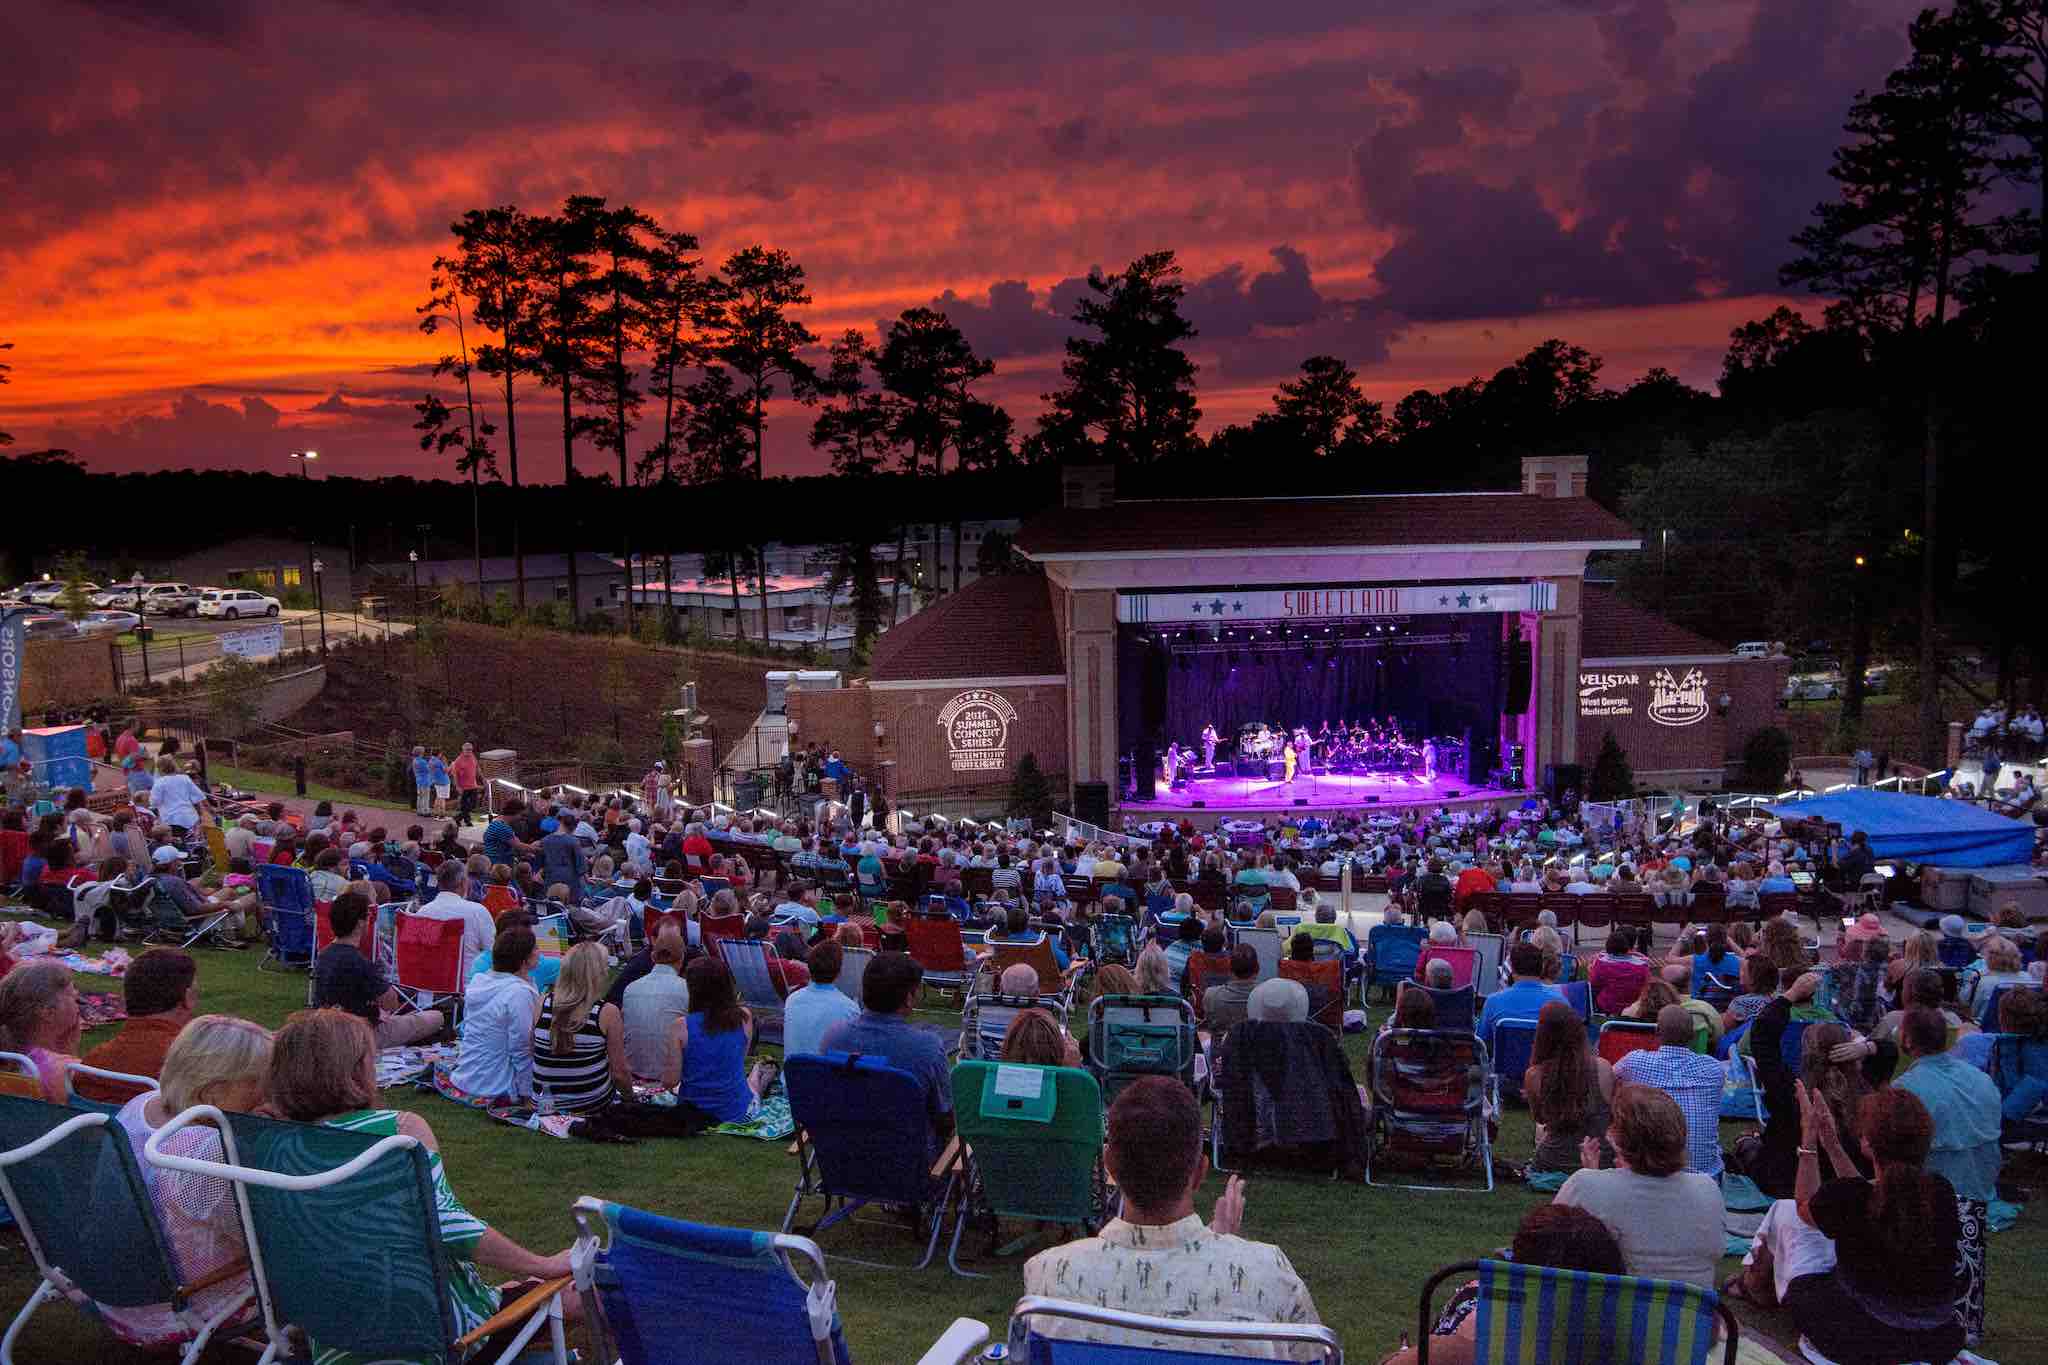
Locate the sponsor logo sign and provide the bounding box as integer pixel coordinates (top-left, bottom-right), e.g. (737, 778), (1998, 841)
(937, 688), (1018, 772)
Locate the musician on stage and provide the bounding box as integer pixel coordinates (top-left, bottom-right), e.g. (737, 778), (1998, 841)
(1282, 734), (1298, 783)
(1162, 742), (1181, 787)
(1422, 736), (1438, 781)
(1200, 723), (1218, 769)
(1292, 726), (1314, 775)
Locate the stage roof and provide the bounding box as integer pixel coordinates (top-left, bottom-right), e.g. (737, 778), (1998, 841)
(1015, 493), (1640, 558)
(1759, 789), (2035, 868)
(1581, 585), (1730, 659)
(868, 572), (1065, 684)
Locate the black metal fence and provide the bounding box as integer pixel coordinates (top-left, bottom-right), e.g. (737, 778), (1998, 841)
(111, 612), (402, 691)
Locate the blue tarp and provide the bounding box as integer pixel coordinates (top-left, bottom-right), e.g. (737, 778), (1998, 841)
(1760, 789), (2034, 868)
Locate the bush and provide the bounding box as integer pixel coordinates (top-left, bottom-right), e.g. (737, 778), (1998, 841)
(1588, 731), (1634, 800)
(1007, 752), (1056, 827)
(1739, 726), (1793, 792)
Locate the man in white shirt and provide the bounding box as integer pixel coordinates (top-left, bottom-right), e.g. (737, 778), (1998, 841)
(415, 859), (498, 962)
(774, 882), (823, 925)
(224, 813), (261, 862)
(623, 818), (651, 869)
(1023, 1076), (1323, 1359)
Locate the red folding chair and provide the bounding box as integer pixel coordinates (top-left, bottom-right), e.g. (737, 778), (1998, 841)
(0, 829), (29, 887)
(1415, 945), (1479, 989)
(1596, 1020), (1660, 1066)
(1183, 950), (1236, 1024)
(393, 912), (467, 1022)
(903, 914), (975, 992)
(482, 884), (521, 920)
(698, 911), (746, 955)
(1278, 957), (1345, 1033)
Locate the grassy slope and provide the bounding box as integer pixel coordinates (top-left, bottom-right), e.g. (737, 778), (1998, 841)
(5, 930), (2044, 1363)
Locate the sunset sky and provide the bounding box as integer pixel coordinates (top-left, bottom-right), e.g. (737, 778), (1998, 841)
(2, 0), (1925, 480)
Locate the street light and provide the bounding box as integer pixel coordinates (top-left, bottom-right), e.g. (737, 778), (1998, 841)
(409, 549), (420, 625)
(312, 558), (328, 657)
(288, 449), (319, 478)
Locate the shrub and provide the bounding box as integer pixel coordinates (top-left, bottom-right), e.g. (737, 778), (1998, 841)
(1739, 726), (1792, 792)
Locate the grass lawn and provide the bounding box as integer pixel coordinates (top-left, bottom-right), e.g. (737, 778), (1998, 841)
(113, 629), (210, 647)
(208, 763), (404, 814)
(6, 926), (2046, 1363)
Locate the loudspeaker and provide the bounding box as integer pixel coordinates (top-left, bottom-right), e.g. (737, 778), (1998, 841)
(1505, 633), (1532, 713)
(1365, 795), (1379, 804)
(1074, 781), (1111, 827)
(1140, 637), (1170, 735)
(1293, 798), (1307, 807)
(1134, 742), (1158, 802)
(1544, 764), (1583, 801)
(1192, 800), (1207, 809)
(1444, 789), (1461, 799)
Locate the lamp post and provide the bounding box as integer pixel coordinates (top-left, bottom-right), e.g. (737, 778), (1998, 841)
(128, 570), (143, 612)
(409, 550), (420, 625)
(288, 449), (318, 478)
(312, 558), (328, 656)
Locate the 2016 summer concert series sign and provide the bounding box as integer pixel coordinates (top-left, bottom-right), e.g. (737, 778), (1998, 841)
(1117, 582), (1558, 624)
(937, 688), (1019, 773)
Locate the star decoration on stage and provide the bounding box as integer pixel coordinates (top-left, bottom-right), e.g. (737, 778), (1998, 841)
(1438, 594), (1450, 606)
(1478, 593), (1489, 605)
(1209, 598), (1226, 615)
(1456, 591), (1473, 608)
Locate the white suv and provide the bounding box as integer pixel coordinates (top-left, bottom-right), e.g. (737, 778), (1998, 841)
(198, 588), (281, 620)
(97, 582), (201, 615)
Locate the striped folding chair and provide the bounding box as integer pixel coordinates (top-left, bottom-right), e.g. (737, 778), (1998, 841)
(1416, 1258), (1737, 1364)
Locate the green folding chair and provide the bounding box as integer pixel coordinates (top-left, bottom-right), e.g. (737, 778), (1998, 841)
(946, 1062), (1109, 1277)
(0, 1095), (253, 1365)
(1416, 1259), (1737, 1364)
(143, 1104), (569, 1365)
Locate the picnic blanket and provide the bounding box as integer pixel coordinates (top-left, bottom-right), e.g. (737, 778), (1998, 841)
(377, 1043), (457, 1090)
(78, 993), (127, 1028)
(713, 1081), (794, 1141)
(53, 948), (131, 977)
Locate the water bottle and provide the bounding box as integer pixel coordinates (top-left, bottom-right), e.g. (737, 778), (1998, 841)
(978, 1345), (1008, 1362)
(536, 1082), (556, 1116)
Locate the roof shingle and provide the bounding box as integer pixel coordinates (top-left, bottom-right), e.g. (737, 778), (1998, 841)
(1580, 584), (1729, 659)
(868, 573), (1065, 683)
(1015, 493), (1639, 556)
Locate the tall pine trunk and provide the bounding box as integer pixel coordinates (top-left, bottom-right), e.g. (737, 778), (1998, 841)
(503, 369), (525, 608)
(561, 383), (579, 623)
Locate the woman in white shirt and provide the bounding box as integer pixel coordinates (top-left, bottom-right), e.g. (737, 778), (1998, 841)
(1554, 1085), (1723, 1291)
(147, 756), (208, 833)
(445, 924), (540, 1105)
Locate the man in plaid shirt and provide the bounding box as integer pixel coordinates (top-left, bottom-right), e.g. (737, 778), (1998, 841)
(1614, 1004), (1726, 1179)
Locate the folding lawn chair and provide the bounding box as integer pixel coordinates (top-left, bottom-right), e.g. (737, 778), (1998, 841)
(1486, 1017), (1539, 1103)
(1366, 1028), (1497, 1191)
(1728, 1018), (1814, 1123)
(1086, 994), (1199, 1109)
(904, 915), (976, 995)
(1365, 924), (1427, 1003)
(1697, 972), (1739, 1011)
(1414, 946), (1478, 989)
(958, 992), (1052, 1062)
(392, 911), (467, 1023)
(1416, 1259), (1737, 1364)
(202, 823), (231, 874)
(63, 1060), (158, 1113)
(0, 1095), (254, 1365)
(716, 938), (787, 1048)
(1278, 957), (1345, 1033)
(255, 864), (314, 969)
(835, 946), (874, 1005)
(1181, 951), (1234, 1025)
(1990, 1034), (2048, 1149)
(946, 1062), (1108, 1277)
(1091, 912), (1137, 967)
(782, 1053), (960, 1270)
(143, 1106), (569, 1365)
(1597, 1019), (1661, 1066)
(1211, 1019), (1369, 1179)
(979, 935), (1085, 1015)
(1234, 925), (1282, 981)
(1559, 979), (1591, 1021)
(992, 1296), (1342, 1363)
(567, 1197), (986, 1365)
(0, 1054), (41, 1101)
(1396, 981), (1475, 1033)
(1466, 932), (1504, 998)
(699, 911), (747, 956)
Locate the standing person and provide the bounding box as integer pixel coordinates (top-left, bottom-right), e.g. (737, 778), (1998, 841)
(1201, 722), (1218, 770)
(427, 749), (451, 815)
(1422, 736), (1438, 782)
(410, 746), (432, 817)
(450, 741), (483, 826)
(147, 756), (209, 835)
(113, 718), (151, 795)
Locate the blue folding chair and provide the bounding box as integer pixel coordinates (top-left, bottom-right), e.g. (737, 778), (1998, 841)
(1730, 1019), (1813, 1124)
(1988, 1034), (2048, 1148)
(715, 938), (787, 1049)
(1086, 994), (1198, 1110)
(1366, 924), (1427, 1003)
(1417, 1259), (1736, 1364)
(996, 1297), (1342, 1363)
(1092, 913), (1137, 967)
(782, 1053), (960, 1270)
(1398, 982), (1475, 1033)
(1486, 1017), (1539, 1103)
(568, 1197), (988, 1364)
(255, 864), (315, 970)
(1560, 979), (1591, 1022)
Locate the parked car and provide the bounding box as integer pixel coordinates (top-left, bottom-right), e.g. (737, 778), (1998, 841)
(1732, 640), (1780, 659)
(1784, 672), (1845, 701)
(22, 614), (80, 640)
(197, 588), (281, 619)
(77, 609), (142, 636)
(20, 580), (97, 605)
(138, 583), (201, 616)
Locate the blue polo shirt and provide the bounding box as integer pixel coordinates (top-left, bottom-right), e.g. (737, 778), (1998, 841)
(1478, 978), (1567, 1046)
(818, 1010), (952, 1151)
(482, 817), (518, 865)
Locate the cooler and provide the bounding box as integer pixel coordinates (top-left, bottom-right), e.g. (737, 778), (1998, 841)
(1919, 864), (1975, 912)
(1967, 865), (2048, 922)
(21, 725), (91, 791)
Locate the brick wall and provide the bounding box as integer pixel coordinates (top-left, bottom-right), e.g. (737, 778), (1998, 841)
(22, 637), (119, 712)
(787, 686), (876, 770)
(873, 682), (1069, 807)
(1573, 654), (1790, 786)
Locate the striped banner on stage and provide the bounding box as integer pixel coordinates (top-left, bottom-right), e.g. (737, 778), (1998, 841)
(1117, 581), (1555, 624)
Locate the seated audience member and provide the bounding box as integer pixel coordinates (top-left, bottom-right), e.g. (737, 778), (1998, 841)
(468, 908), (561, 990)
(1554, 1085), (1723, 1290)
(1969, 933), (2032, 1027)
(1002, 1006), (1082, 1068)
(1958, 985), (2048, 1119)
(104, 1014), (273, 1349)
(148, 845), (259, 944)
(1527, 925), (1566, 983)
(1614, 1004), (1726, 1179)
(621, 925), (690, 1087)
(1477, 943), (1566, 1047)
(1676, 922), (1742, 998)
(1525, 1000), (1613, 1178)
(1724, 955), (1779, 1030)
(1379, 1205), (1626, 1365)
(1021, 1076), (1322, 1359)
(268, 1009), (581, 1344)
(416, 859), (498, 964)
(783, 937), (861, 1058)
(673, 957), (775, 1121)
(1587, 929), (1651, 1015)
(819, 951), (954, 1154)
(1736, 993), (1880, 1198)
(1203, 945), (1262, 1038)
(1891, 1006), (2001, 1346)
(1736, 1086), (1965, 1364)
(313, 890), (445, 1048)
(442, 923), (540, 1105)
(0, 960), (82, 1101)
(1873, 967), (1974, 1045)
(74, 948), (198, 1102)
(532, 941), (629, 1113)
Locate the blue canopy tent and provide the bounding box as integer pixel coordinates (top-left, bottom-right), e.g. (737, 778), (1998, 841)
(1760, 789), (2033, 868)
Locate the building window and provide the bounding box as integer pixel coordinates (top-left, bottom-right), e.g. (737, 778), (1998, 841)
(281, 567), (302, 588)
(554, 584), (570, 602)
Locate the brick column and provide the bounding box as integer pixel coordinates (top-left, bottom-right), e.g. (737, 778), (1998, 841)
(1063, 588), (1118, 801)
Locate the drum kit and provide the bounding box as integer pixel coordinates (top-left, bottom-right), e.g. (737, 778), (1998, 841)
(1210, 719), (1433, 776)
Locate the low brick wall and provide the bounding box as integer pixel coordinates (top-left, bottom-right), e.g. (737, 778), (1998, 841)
(21, 636), (119, 712)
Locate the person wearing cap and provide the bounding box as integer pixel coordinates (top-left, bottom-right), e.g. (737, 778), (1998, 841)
(224, 812), (262, 862)
(148, 844), (258, 943)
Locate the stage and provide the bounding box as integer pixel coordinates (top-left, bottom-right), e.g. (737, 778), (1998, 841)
(1119, 768), (1518, 821)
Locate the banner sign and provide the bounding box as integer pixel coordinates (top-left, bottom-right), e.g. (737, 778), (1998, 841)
(1118, 581), (1555, 624)
(220, 624), (283, 659)
(937, 688), (1017, 773)
(1578, 666), (1713, 727)
(0, 608), (28, 736)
